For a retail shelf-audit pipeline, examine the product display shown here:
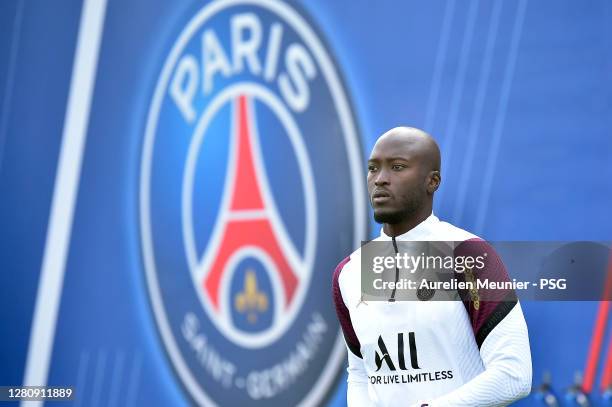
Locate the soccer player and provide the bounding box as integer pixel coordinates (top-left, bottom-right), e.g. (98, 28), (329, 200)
(332, 127), (532, 406)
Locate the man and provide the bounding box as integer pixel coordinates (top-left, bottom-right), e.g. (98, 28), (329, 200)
(332, 127), (532, 406)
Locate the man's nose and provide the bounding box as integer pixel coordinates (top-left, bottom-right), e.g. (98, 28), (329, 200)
(373, 168), (390, 186)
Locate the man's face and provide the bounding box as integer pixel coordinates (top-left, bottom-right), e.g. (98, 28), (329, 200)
(367, 136), (429, 224)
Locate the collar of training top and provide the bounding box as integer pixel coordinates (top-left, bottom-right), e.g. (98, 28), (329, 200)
(378, 213), (439, 241)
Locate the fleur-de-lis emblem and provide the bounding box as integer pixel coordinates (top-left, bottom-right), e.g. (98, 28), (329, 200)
(235, 270), (268, 323)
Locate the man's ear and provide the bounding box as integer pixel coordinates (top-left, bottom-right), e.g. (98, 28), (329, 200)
(427, 171), (441, 194)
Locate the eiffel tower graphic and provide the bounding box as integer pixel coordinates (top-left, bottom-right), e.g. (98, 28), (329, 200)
(200, 95), (300, 313)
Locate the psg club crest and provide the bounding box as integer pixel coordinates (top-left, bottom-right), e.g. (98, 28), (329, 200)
(139, 0), (366, 405)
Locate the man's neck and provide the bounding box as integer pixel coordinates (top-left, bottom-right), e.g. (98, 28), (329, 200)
(383, 206), (432, 238)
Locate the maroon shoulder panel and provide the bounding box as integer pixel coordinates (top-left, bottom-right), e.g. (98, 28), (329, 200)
(454, 238), (517, 348)
(332, 256), (362, 358)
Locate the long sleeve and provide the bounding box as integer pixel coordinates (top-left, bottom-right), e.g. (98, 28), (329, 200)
(332, 256), (373, 406)
(429, 303), (532, 407)
(422, 239), (533, 406)
(347, 347), (372, 407)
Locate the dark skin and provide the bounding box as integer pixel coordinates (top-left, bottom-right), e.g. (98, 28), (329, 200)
(367, 127), (441, 237)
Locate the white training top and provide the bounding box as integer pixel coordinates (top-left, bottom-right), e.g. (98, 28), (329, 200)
(332, 214), (532, 407)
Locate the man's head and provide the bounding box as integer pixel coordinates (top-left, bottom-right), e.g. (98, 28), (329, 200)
(367, 127), (441, 230)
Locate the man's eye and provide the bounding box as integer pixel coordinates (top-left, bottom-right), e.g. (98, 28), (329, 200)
(392, 164), (405, 170)
(368, 165), (377, 172)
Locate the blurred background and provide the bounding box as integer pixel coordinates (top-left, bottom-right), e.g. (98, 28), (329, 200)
(1, 0), (611, 406)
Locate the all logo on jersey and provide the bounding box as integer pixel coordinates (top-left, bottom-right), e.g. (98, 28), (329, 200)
(369, 332), (454, 385)
(375, 332), (420, 372)
(140, 0), (366, 405)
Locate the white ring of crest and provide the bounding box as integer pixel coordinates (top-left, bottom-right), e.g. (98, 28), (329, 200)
(182, 84), (316, 348)
(140, 0), (367, 406)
